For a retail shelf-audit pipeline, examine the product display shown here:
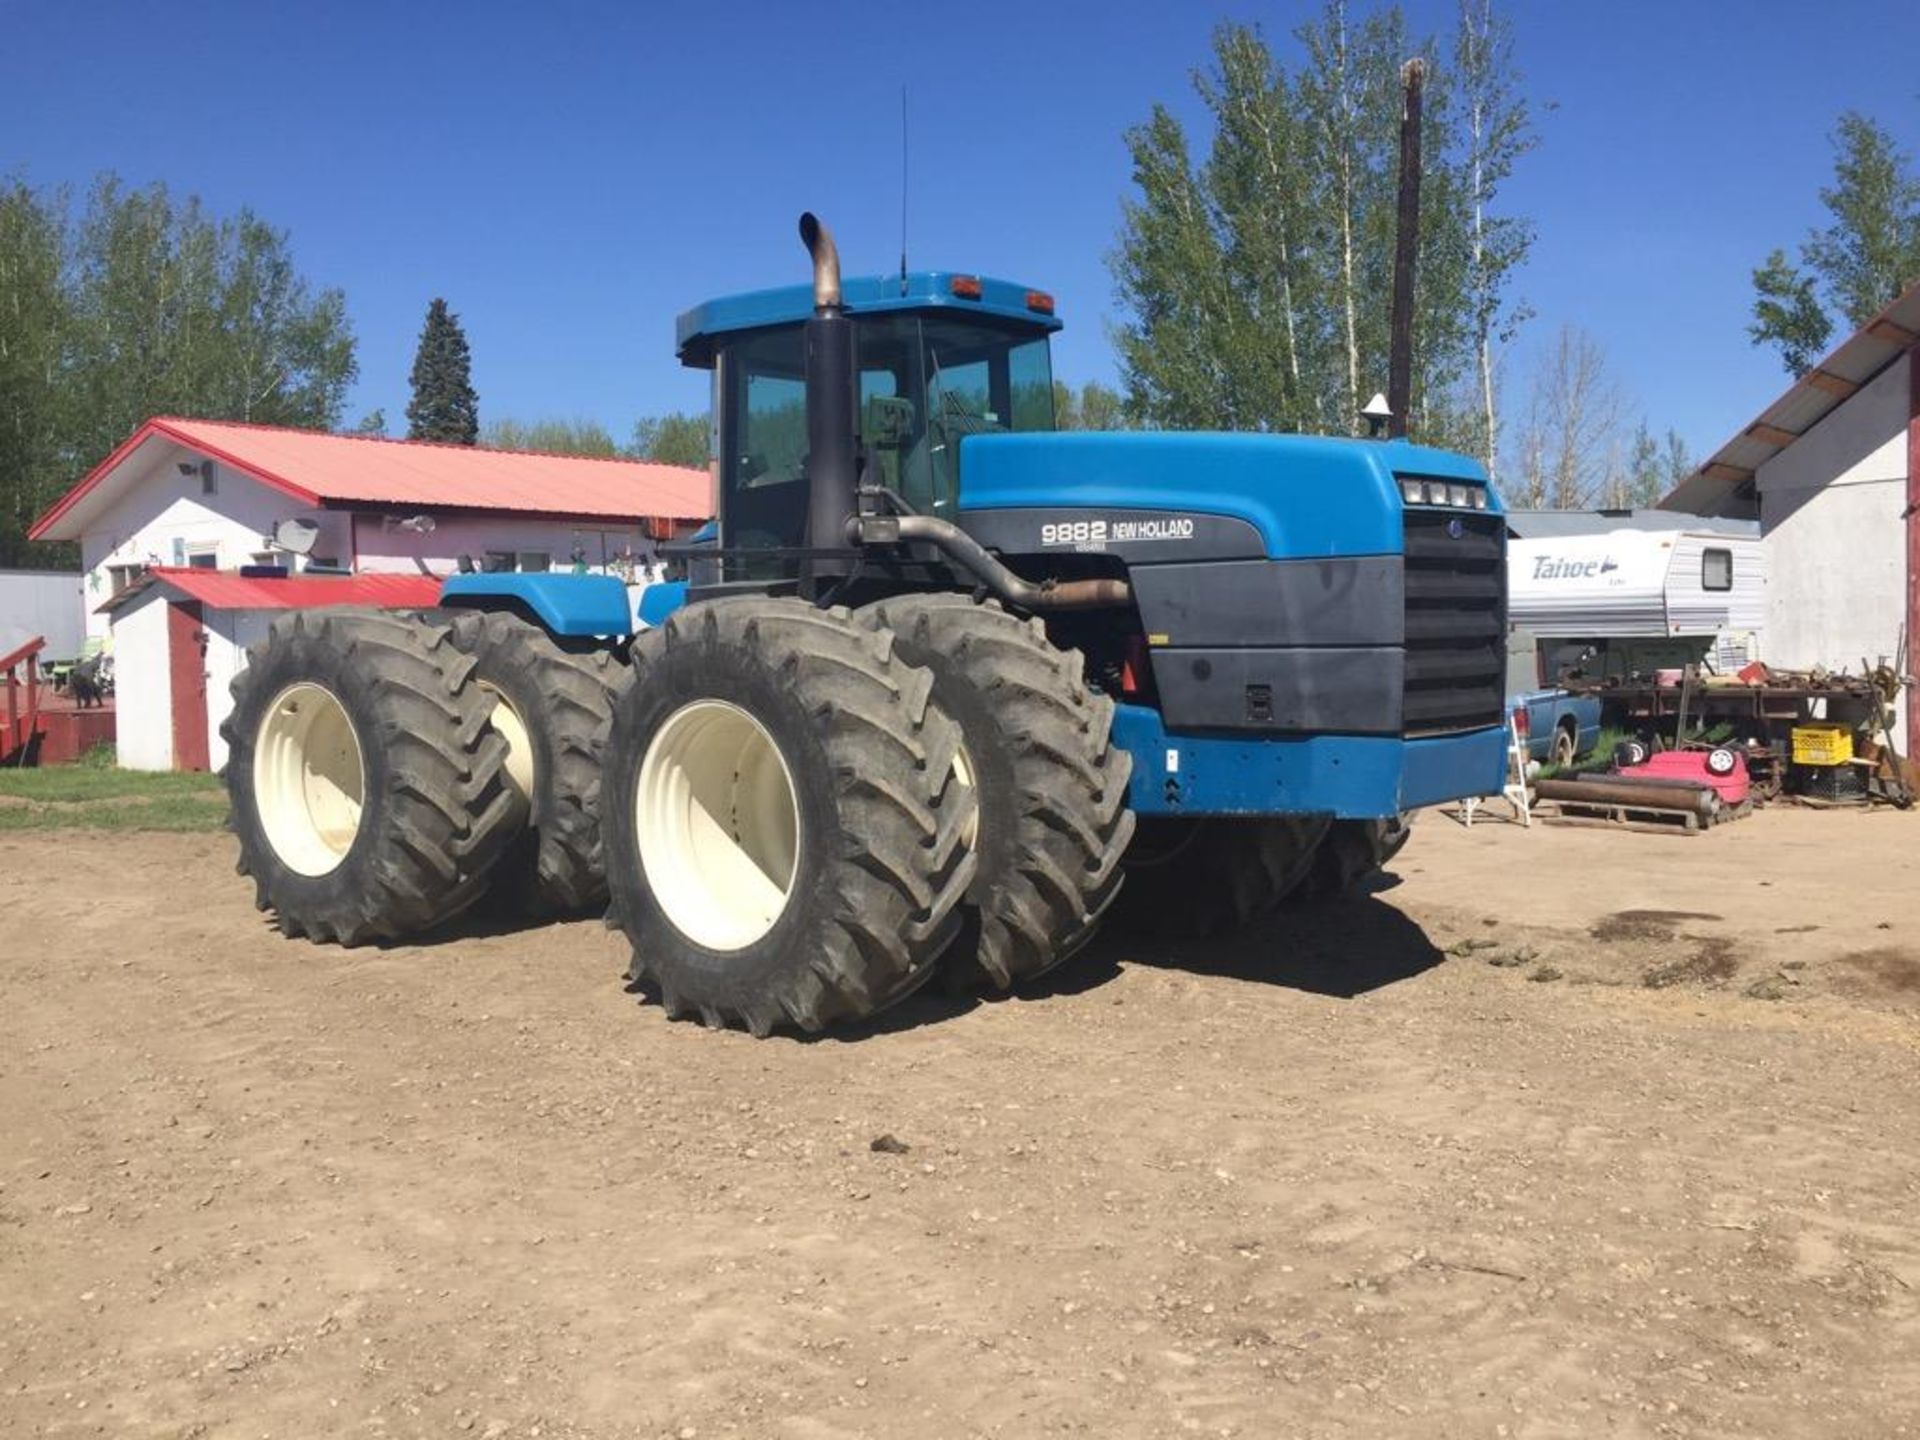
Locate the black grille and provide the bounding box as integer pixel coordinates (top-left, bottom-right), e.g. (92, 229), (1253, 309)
(1402, 509), (1505, 735)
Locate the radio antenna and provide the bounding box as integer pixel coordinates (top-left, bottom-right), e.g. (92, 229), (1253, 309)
(898, 85), (910, 294)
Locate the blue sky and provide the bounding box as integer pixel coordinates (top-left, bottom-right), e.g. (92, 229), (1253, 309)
(7, 0), (1918, 464)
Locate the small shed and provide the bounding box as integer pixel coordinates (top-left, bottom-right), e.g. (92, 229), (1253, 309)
(98, 569), (442, 772)
(1662, 281), (1919, 749)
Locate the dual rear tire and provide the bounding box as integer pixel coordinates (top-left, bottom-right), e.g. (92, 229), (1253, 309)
(601, 597), (977, 1036)
(222, 609), (523, 945)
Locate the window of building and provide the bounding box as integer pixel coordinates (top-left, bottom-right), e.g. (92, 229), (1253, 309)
(1702, 547), (1732, 592)
(106, 563), (145, 595)
(517, 551), (552, 573)
(187, 544), (219, 569)
(200, 463), (217, 496)
(483, 551), (516, 573)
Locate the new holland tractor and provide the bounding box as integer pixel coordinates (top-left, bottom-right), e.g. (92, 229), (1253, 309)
(222, 214), (1510, 1035)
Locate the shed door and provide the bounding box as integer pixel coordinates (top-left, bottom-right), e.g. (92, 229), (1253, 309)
(168, 600), (210, 772)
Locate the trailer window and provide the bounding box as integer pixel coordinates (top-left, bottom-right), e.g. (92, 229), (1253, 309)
(1702, 547), (1732, 592)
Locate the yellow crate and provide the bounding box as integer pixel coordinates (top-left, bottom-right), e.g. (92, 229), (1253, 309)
(1791, 724), (1853, 766)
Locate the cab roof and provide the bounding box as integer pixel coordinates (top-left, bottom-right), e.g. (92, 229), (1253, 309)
(675, 272), (1063, 368)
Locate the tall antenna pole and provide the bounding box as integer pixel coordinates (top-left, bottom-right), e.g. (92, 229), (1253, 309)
(1387, 57), (1426, 440)
(899, 86), (910, 293)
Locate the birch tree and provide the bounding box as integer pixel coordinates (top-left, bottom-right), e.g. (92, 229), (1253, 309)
(1453, 0), (1536, 476)
(1109, 4), (1529, 444)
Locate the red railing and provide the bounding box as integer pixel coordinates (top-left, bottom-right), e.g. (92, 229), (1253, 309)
(2, 635), (46, 765)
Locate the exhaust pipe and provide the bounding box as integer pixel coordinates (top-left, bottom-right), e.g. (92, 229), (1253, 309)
(800, 211), (842, 312)
(798, 212), (855, 594)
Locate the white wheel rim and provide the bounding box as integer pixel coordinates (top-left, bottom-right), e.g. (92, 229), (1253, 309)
(636, 699), (801, 951)
(481, 684), (536, 802)
(952, 740), (979, 851)
(253, 681), (366, 877)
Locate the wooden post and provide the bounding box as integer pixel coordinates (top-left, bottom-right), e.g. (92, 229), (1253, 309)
(1387, 58), (1426, 440)
(1907, 344), (1918, 753)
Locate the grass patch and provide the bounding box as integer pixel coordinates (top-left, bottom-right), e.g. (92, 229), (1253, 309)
(0, 756), (227, 832)
(1537, 725), (1633, 781)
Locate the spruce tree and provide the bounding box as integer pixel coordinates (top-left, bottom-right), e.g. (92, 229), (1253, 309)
(406, 298), (479, 444)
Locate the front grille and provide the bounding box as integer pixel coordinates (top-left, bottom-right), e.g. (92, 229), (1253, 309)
(1402, 508), (1505, 735)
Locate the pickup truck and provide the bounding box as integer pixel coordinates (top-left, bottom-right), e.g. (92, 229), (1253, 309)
(1506, 630), (1601, 769)
(1510, 687), (1602, 769)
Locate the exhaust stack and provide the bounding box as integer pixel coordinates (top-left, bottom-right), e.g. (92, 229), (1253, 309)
(800, 211), (843, 312)
(798, 212), (856, 594)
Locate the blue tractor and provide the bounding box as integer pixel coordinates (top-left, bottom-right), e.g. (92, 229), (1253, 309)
(222, 214), (1508, 1035)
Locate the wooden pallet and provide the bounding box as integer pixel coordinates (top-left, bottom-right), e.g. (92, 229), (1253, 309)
(1531, 797), (1751, 835)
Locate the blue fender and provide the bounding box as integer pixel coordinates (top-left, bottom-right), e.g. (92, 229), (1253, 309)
(439, 573), (633, 637)
(635, 581), (689, 629)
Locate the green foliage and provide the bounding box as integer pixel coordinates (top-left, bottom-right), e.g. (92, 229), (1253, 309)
(351, 408), (388, 437)
(1110, 3), (1532, 450)
(0, 175), (356, 568)
(406, 298), (478, 444)
(0, 179), (70, 568)
(1051, 380), (1132, 431)
(1749, 249), (1834, 376)
(0, 759), (226, 832)
(1750, 113), (1920, 375)
(1618, 422), (1692, 508)
(630, 411), (711, 468)
(483, 417), (621, 456)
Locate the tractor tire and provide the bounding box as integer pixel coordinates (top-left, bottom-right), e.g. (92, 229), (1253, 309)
(600, 597), (976, 1036)
(858, 594), (1135, 991)
(1116, 815), (1332, 938)
(443, 609), (630, 915)
(1293, 814), (1414, 902)
(221, 608), (521, 946)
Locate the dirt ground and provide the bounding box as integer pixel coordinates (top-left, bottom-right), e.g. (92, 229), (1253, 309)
(3, 805), (1918, 1440)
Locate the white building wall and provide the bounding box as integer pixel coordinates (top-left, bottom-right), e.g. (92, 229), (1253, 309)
(0, 569), (87, 658)
(351, 514), (670, 579)
(74, 442), (699, 641)
(111, 590), (175, 771)
(202, 609), (273, 774)
(1757, 352), (1909, 747)
(80, 455), (296, 638)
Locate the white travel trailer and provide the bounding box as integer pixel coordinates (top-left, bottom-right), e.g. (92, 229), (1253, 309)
(1508, 528), (1767, 680)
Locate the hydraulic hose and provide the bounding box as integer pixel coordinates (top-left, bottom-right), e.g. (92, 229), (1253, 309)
(847, 513), (1131, 611)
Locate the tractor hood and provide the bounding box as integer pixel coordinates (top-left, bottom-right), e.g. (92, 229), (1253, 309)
(955, 431), (1498, 562)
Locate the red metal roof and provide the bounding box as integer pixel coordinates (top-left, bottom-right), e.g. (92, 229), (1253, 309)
(31, 416), (711, 541)
(98, 567), (445, 616)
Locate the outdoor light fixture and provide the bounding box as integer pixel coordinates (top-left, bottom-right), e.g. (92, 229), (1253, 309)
(1360, 392), (1393, 439)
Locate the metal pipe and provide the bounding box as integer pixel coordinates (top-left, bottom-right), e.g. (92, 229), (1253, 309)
(798, 213), (855, 594)
(799, 211), (841, 312)
(1534, 775), (1717, 816)
(850, 514), (1132, 611)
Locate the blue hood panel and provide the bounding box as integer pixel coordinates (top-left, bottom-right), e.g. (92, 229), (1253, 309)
(958, 431), (1498, 560)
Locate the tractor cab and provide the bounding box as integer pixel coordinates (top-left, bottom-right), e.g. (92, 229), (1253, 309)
(676, 273), (1062, 564)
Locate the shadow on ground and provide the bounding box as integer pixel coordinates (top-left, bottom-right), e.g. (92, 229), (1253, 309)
(1054, 888), (1447, 1001)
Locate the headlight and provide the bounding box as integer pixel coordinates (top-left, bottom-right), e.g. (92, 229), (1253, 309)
(1471, 488), (1489, 509)
(1447, 483), (1470, 507)
(1401, 479), (1425, 505)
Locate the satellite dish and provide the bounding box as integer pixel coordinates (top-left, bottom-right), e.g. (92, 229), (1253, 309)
(271, 517), (320, 556)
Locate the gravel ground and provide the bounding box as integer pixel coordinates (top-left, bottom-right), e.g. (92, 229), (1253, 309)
(2, 806), (1917, 1439)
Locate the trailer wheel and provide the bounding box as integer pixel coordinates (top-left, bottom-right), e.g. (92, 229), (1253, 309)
(858, 595), (1135, 991)
(222, 609), (521, 945)
(1294, 815), (1415, 902)
(442, 609), (631, 914)
(1116, 815), (1331, 938)
(601, 598), (976, 1035)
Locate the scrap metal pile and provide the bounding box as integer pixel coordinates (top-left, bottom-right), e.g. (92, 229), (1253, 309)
(1545, 651), (1912, 831)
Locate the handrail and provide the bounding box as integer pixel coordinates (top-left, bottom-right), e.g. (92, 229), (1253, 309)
(0, 634), (47, 673)
(4, 634), (46, 765)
